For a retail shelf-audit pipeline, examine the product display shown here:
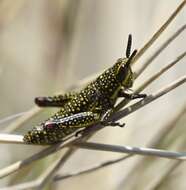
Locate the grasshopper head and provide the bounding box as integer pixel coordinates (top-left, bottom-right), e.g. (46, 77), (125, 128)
(114, 34), (137, 88)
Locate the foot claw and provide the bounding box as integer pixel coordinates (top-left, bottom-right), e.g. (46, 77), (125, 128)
(117, 123), (125, 128)
(75, 129), (84, 137)
(131, 93), (147, 99)
(101, 121), (125, 128)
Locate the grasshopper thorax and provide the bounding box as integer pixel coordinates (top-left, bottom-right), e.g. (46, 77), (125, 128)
(89, 34), (137, 104)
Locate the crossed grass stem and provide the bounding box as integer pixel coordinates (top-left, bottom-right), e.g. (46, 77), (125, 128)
(1, 75), (186, 190)
(0, 1), (185, 189)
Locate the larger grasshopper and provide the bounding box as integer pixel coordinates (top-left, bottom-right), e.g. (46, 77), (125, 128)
(23, 35), (146, 145)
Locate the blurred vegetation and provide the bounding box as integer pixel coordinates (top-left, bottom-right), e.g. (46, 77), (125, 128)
(0, 0), (185, 189)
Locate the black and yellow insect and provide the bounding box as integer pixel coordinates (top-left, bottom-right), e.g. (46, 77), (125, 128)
(23, 35), (146, 145)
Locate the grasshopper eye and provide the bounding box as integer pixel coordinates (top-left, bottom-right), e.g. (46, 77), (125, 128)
(116, 65), (128, 83)
(116, 63), (133, 88)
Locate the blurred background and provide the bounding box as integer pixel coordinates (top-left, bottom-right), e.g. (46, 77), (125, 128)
(0, 0), (186, 189)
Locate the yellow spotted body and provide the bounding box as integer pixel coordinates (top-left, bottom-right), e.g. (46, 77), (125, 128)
(23, 35), (145, 145)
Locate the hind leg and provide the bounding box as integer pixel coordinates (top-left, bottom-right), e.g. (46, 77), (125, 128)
(35, 92), (77, 107)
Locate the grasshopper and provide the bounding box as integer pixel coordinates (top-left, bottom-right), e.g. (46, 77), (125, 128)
(23, 35), (146, 145)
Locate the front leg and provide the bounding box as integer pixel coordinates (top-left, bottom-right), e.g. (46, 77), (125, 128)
(100, 109), (125, 128)
(118, 90), (146, 100)
(35, 92), (77, 107)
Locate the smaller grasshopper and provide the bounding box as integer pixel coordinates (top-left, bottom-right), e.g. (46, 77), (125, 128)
(23, 34), (146, 145)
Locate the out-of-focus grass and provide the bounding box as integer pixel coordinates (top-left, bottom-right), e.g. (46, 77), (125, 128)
(0, 1), (186, 190)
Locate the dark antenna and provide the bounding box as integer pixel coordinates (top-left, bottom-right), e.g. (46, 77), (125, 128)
(126, 34), (132, 58)
(125, 49), (137, 68)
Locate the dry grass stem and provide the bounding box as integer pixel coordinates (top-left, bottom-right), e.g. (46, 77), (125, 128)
(0, 141), (71, 178)
(0, 134), (23, 144)
(113, 75), (186, 121)
(54, 155), (133, 182)
(0, 149), (74, 190)
(55, 106), (186, 182)
(0, 2), (185, 189)
(150, 161), (182, 190)
(0, 74), (185, 179)
(136, 51), (186, 93)
(148, 105), (186, 148)
(37, 148), (75, 189)
(135, 24), (186, 78)
(3, 1), (185, 136)
(75, 142), (186, 160)
(115, 51), (186, 111)
(118, 105), (186, 189)
(0, 111), (28, 125)
(1, 56), (185, 145)
(0, 155), (132, 189)
(132, 0), (186, 64)
(3, 107), (41, 133)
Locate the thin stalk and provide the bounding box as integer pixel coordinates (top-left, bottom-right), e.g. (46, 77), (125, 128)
(54, 155), (132, 182)
(132, 0), (186, 64)
(0, 75), (185, 178)
(75, 142), (186, 160)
